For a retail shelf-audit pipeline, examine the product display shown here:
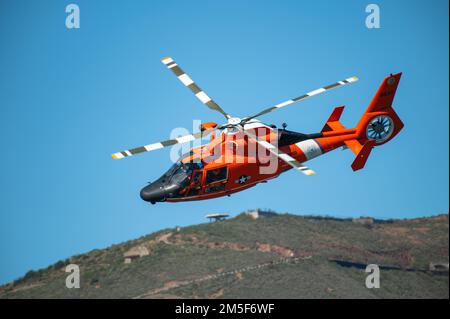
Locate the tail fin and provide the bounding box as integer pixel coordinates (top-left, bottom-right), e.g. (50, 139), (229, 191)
(352, 73), (404, 170)
(321, 73), (404, 171)
(365, 73), (402, 113)
(356, 73), (404, 144)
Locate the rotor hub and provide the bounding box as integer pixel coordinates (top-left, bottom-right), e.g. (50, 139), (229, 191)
(371, 122), (385, 134)
(227, 117), (241, 126)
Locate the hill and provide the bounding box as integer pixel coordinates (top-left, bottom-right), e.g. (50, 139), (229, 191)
(0, 211), (448, 299)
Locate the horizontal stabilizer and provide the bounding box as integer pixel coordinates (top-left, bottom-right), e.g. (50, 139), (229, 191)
(344, 139), (363, 155)
(351, 140), (376, 171)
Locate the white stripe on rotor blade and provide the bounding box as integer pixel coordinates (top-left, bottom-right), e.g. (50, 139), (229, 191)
(338, 81), (345, 85)
(275, 100), (294, 108)
(296, 165), (315, 174)
(178, 73), (193, 86)
(195, 91), (212, 104)
(162, 57), (174, 65)
(258, 140), (276, 150)
(125, 150), (132, 156)
(303, 169), (316, 175)
(243, 122), (266, 130)
(307, 88), (326, 96)
(144, 143), (164, 151)
(176, 135), (196, 143)
(113, 152), (124, 159)
(278, 153), (296, 162)
(168, 63), (178, 69)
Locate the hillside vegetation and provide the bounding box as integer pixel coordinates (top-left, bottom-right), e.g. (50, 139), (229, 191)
(1, 212), (448, 299)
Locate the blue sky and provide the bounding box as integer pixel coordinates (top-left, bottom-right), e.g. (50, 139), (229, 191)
(0, 0), (448, 284)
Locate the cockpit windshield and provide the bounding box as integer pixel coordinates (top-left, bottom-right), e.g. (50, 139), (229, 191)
(170, 163), (190, 187)
(166, 155), (204, 191)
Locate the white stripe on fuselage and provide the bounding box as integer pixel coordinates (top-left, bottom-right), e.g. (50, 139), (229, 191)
(295, 139), (322, 160)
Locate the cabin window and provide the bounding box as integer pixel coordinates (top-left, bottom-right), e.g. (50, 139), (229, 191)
(205, 166), (228, 185)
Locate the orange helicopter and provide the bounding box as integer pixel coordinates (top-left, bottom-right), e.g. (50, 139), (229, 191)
(112, 57), (403, 204)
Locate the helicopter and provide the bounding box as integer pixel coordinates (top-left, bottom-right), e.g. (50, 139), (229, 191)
(112, 57), (403, 204)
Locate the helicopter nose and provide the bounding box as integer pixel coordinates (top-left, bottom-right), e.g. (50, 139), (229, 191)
(140, 183), (166, 204)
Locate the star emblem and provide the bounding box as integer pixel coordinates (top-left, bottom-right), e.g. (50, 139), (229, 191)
(235, 175), (251, 184)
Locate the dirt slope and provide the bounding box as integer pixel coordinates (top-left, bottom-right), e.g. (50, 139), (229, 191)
(1, 212), (448, 299)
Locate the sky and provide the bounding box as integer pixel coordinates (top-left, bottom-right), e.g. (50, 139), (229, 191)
(0, 0), (448, 284)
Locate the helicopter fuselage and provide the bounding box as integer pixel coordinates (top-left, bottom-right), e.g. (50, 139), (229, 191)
(140, 120), (350, 204)
(112, 61), (403, 205)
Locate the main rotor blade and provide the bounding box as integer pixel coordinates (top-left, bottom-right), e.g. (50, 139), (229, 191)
(112, 127), (217, 160)
(161, 57), (231, 120)
(244, 76), (358, 121)
(240, 128), (316, 176)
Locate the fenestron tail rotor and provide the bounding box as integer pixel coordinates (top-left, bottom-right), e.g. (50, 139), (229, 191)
(161, 57), (232, 120)
(366, 115), (394, 143)
(112, 127), (218, 160)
